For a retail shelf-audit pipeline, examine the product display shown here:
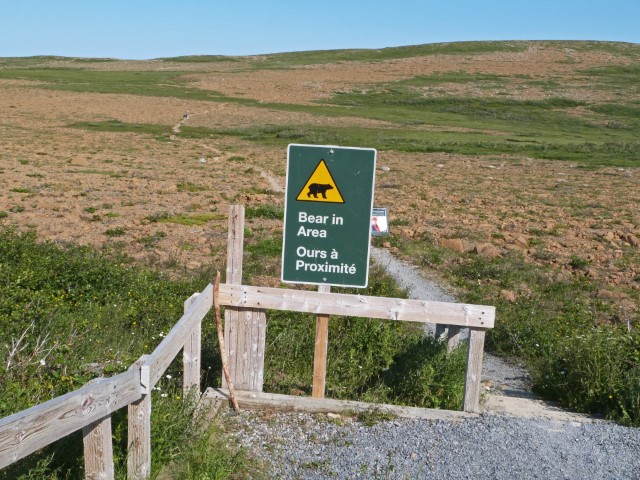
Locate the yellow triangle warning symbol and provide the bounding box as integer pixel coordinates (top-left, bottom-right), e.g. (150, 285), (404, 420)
(296, 159), (345, 203)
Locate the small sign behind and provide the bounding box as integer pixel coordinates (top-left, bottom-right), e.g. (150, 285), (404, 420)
(282, 144), (376, 287)
(371, 207), (390, 236)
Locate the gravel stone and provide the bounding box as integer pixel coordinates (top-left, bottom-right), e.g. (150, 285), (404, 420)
(226, 410), (640, 479)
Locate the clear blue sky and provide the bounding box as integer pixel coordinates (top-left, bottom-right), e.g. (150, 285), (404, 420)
(1, 1), (638, 59)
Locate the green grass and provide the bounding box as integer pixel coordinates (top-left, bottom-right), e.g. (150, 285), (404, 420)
(245, 204), (284, 219)
(70, 119), (171, 136)
(104, 228), (126, 236)
(254, 41), (529, 68)
(159, 55), (239, 63)
(211, 123), (640, 168)
(177, 181), (209, 192)
(0, 68), (256, 106)
(10, 187), (35, 194)
(66, 61), (640, 168)
(0, 228), (250, 478)
(580, 65), (640, 94)
(388, 233), (640, 425)
(71, 118), (640, 167)
(0, 227), (470, 477)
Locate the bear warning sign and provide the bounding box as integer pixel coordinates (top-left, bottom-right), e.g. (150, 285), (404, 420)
(282, 144), (376, 288)
(295, 159), (345, 203)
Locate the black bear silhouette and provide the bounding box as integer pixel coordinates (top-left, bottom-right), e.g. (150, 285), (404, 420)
(307, 183), (334, 199)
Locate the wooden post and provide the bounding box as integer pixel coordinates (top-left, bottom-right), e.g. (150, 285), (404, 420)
(447, 326), (463, 353)
(128, 357), (151, 480)
(183, 292), (201, 396)
(82, 414), (114, 480)
(462, 327), (486, 413)
(434, 324), (447, 341)
(312, 285), (331, 398)
(223, 205), (266, 391)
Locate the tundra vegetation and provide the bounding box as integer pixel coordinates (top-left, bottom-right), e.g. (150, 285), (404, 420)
(0, 40), (639, 478)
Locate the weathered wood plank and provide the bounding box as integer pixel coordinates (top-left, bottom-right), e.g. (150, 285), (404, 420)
(147, 283), (213, 387)
(226, 204), (245, 285)
(127, 394), (151, 480)
(0, 369), (140, 469)
(223, 204), (244, 390)
(463, 328), (486, 413)
(223, 205), (266, 392)
(183, 293), (201, 396)
(128, 355), (151, 480)
(204, 388), (476, 422)
(312, 285), (331, 399)
(82, 414), (114, 480)
(218, 284), (495, 328)
(248, 308), (266, 391)
(447, 326), (463, 354)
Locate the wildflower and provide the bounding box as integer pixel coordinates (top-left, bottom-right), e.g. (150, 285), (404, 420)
(166, 374), (172, 379)
(39, 359), (46, 366)
(161, 393), (168, 398)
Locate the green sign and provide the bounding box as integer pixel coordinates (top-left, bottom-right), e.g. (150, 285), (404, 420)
(282, 144), (376, 287)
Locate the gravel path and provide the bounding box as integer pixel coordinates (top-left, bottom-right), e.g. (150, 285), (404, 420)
(224, 246), (640, 479)
(226, 410), (640, 479)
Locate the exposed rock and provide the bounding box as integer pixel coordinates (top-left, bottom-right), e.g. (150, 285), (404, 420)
(621, 233), (640, 248)
(501, 290), (517, 302)
(439, 237), (465, 253)
(514, 236), (528, 249)
(471, 243), (501, 259)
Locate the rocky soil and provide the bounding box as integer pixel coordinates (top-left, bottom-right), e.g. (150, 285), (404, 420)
(1, 44), (638, 308)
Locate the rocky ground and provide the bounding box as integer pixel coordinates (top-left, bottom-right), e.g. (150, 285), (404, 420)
(1, 44), (638, 305)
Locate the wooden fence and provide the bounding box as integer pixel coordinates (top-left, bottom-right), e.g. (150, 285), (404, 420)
(0, 204), (495, 479)
(0, 285), (212, 479)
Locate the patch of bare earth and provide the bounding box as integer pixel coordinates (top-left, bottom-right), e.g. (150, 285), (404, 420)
(0, 43), (638, 313)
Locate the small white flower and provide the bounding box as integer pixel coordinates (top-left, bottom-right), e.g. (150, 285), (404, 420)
(165, 374), (172, 379)
(160, 393), (168, 398)
(39, 359), (46, 366)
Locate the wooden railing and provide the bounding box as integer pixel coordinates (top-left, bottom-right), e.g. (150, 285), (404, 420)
(219, 204), (495, 413)
(0, 204), (496, 479)
(218, 283), (494, 412)
(0, 284), (213, 479)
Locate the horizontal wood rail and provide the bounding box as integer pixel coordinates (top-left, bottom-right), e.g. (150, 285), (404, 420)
(218, 283), (495, 328)
(0, 368), (141, 470)
(206, 388), (477, 422)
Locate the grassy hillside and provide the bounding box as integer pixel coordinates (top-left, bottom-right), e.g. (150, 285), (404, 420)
(1, 40), (639, 477)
